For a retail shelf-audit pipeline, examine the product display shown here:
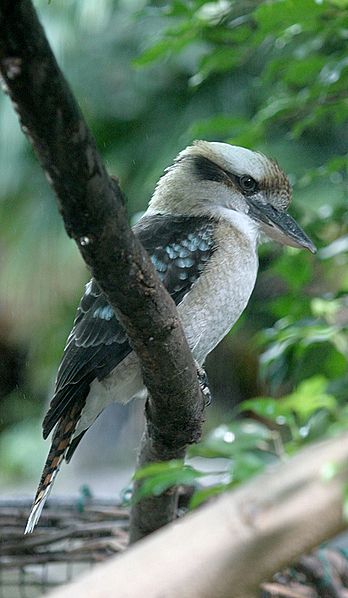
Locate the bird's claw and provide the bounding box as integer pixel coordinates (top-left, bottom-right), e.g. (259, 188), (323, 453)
(196, 364), (212, 406)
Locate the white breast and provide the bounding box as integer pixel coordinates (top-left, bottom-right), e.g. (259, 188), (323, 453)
(178, 211), (258, 364)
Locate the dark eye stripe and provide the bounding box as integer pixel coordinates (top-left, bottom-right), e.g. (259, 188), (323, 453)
(192, 155), (259, 197)
(192, 155), (229, 184)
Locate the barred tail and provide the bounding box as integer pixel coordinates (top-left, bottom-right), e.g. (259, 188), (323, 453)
(24, 402), (82, 534)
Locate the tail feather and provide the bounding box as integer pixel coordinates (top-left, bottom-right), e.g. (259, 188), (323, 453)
(25, 401), (84, 534)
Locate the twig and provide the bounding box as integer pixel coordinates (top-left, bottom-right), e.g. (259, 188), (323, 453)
(2, 523), (128, 554)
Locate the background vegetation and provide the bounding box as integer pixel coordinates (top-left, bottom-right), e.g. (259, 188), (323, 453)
(0, 0), (347, 503)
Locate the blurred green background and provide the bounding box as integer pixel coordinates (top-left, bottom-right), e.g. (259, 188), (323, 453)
(0, 0), (347, 498)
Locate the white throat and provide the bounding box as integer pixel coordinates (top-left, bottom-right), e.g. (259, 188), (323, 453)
(215, 207), (260, 249)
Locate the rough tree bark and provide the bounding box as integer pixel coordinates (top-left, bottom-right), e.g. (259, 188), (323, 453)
(0, 0), (205, 541)
(49, 433), (348, 598)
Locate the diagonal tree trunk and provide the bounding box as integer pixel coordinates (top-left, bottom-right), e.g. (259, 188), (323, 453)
(0, 0), (205, 542)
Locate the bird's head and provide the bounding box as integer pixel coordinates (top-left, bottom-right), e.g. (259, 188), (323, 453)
(148, 140), (316, 253)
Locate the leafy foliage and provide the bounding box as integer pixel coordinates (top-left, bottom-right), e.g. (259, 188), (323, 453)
(137, 0), (348, 152)
(134, 374), (347, 507)
(131, 0), (348, 507)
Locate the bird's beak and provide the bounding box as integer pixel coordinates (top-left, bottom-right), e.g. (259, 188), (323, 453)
(247, 197), (316, 254)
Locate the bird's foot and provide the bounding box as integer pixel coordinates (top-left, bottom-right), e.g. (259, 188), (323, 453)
(195, 363), (212, 406)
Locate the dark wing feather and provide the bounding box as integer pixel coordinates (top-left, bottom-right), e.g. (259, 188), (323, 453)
(42, 214), (216, 439)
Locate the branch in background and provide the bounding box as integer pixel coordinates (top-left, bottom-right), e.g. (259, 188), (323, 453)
(0, 0), (205, 541)
(49, 434), (348, 598)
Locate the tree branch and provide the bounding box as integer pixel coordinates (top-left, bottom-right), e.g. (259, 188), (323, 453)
(49, 433), (348, 598)
(0, 0), (205, 541)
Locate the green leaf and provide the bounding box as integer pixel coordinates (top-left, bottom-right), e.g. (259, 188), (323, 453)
(241, 377), (336, 428)
(189, 483), (228, 509)
(133, 459), (185, 480)
(302, 410), (333, 442)
(188, 115), (249, 139)
(281, 376), (337, 422)
(134, 28), (195, 67)
(189, 420), (274, 459)
(272, 251), (312, 292)
(329, 0), (348, 7)
(254, 0), (326, 36)
(240, 397), (281, 421)
(133, 461), (204, 503)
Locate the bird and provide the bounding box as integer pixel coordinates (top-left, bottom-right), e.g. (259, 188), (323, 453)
(24, 140), (316, 533)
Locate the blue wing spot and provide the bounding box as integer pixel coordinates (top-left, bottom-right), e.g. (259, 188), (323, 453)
(93, 305), (114, 321)
(176, 257), (194, 268)
(165, 245), (178, 259)
(151, 255), (167, 272)
(189, 240), (200, 252)
(178, 247), (190, 258)
(198, 239), (210, 251)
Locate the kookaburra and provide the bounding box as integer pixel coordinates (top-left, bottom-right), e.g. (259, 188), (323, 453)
(25, 141), (316, 533)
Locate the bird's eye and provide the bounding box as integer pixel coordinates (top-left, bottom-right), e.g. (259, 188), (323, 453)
(239, 175), (257, 194)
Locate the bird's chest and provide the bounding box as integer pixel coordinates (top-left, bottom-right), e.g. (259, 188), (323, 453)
(178, 225), (258, 364)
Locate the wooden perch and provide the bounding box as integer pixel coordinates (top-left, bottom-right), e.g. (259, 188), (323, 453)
(0, 0), (205, 542)
(49, 434), (348, 598)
